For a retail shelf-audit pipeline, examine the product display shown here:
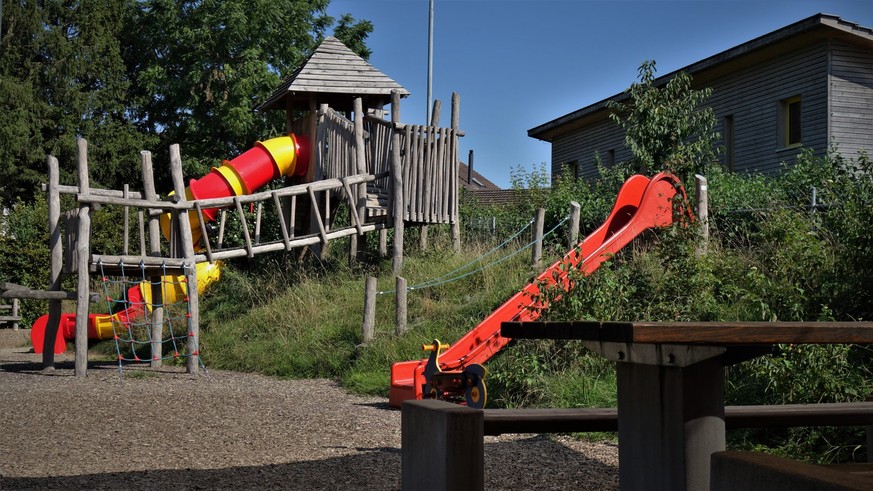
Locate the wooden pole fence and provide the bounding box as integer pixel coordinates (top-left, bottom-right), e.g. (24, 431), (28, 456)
(569, 201), (581, 249)
(362, 277), (377, 344)
(531, 207), (545, 270)
(396, 276), (408, 335)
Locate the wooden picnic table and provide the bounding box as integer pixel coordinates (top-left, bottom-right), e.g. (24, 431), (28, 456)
(500, 321), (873, 491)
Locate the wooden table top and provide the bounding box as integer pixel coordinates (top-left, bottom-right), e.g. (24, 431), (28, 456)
(501, 321), (873, 345)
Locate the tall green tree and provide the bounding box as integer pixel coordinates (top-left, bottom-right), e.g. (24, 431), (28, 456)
(124, 0), (373, 174)
(608, 60), (718, 179)
(0, 0), (372, 205)
(0, 0), (151, 205)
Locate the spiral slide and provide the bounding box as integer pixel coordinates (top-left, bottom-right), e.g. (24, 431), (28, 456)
(388, 172), (688, 407)
(31, 134), (310, 355)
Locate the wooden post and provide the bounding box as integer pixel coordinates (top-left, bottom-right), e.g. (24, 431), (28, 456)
(419, 100), (443, 251)
(867, 395), (873, 463)
(169, 144), (200, 374)
(419, 226), (429, 251)
(401, 400), (484, 491)
(379, 229), (388, 257)
(362, 276), (377, 344)
(351, 97), (367, 264)
(450, 93), (461, 253)
(617, 356), (725, 490)
(254, 202), (263, 244)
(122, 184), (130, 255)
(309, 98), (327, 259)
(140, 150), (161, 257)
(532, 208), (545, 270)
(569, 201), (581, 249)
(11, 298), (20, 330)
(74, 139), (92, 377)
(137, 211), (146, 255)
(43, 156), (63, 369)
(391, 90), (405, 274)
(217, 211), (227, 249)
(695, 174), (709, 253)
(395, 276), (407, 335)
(467, 150), (474, 188)
(141, 151), (165, 367)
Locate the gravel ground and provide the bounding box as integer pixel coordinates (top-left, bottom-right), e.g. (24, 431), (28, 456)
(0, 329), (618, 490)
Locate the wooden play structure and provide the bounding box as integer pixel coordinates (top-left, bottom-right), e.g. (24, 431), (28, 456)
(34, 36), (463, 376)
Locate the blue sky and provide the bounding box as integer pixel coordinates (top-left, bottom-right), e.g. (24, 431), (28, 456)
(325, 0), (873, 188)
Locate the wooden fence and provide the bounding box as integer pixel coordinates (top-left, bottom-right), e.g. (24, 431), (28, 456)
(316, 105), (459, 226)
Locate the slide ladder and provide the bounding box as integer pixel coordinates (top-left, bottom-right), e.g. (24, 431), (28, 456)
(388, 172), (688, 408)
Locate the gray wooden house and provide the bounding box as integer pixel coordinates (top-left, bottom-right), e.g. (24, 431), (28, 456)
(528, 14), (873, 180)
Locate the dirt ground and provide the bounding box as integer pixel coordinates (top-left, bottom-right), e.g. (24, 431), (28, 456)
(0, 329), (618, 490)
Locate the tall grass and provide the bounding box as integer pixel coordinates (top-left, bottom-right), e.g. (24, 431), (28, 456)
(198, 234), (538, 396)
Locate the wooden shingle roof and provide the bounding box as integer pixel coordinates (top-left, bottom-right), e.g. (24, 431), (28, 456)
(258, 36), (410, 111)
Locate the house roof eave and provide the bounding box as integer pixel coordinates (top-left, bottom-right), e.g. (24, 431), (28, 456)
(528, 13), (873, 141)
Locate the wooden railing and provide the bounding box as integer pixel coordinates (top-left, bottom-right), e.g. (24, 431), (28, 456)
(318, 107), (459, 226)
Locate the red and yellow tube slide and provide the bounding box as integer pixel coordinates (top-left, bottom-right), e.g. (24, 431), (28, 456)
(161, 133), (310, 244)
(31, 262), (223, 354)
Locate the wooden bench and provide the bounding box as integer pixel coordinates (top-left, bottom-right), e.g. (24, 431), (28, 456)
(711, 451), (873, 490)
(0, 298), (21, 329)
(402, 400), (873, 491)
(483, 401), (873, 435)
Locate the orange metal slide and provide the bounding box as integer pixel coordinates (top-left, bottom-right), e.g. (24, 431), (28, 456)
(388, 172), (688, 407)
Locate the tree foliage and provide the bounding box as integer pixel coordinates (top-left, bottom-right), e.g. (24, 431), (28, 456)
(608, 60), (719, 180)
(0, 0), (150, 203)
(0, 0), (373, 206)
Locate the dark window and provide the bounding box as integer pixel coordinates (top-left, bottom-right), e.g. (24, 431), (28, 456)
(779, 96), (802, 148)
(787, 99), (801, 145)
(607, 149), (616, 167)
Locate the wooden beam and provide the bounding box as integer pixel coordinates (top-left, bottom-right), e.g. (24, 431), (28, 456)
(74, 138), (92, 377)
(482, 402), (873, 436)
(502, 321), (873, 345)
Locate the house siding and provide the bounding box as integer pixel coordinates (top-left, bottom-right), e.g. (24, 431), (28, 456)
(829, 40), (873, 158)
(548, 40), (864, 180)
(708, 41), (830, 174)
(551, 118), (628, 180)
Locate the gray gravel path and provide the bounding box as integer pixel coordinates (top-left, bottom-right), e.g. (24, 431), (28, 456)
(0, 329), (618, 490)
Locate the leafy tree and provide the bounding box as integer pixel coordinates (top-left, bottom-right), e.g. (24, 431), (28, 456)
(0, 0), (373, 205)
(0, 0), (149, 205)
(608, 60), (719, 180)
(123, 0), (373, 178)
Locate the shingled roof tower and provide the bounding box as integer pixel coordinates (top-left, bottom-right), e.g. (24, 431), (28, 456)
(258, 36), (410, 115)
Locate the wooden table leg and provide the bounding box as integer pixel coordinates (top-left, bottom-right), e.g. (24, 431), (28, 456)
(617, 355), (725, 491)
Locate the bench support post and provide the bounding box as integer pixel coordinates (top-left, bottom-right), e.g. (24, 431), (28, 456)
(401, 399), (484, 491)
(617, 354), (725, 491)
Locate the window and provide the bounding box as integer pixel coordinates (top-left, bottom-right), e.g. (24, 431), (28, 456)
(779, 96), (802, 148)
(607, 149), (616, 168)
(566, 161), (579, 180)
(723, 115), (734, 172)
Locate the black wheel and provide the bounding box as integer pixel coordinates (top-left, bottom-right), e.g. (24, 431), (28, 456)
(463, 364), (488, 409)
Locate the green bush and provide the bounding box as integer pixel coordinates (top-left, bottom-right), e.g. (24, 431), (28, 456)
(0, 196), (53, 326)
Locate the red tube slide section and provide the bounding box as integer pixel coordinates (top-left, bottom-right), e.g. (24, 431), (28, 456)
(161, 134), (310, 244)
(31, 287), (145, 355)
(388, 172), (689, 407)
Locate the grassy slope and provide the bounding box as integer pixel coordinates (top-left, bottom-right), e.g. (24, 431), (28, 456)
(198, 242), (538, 398)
